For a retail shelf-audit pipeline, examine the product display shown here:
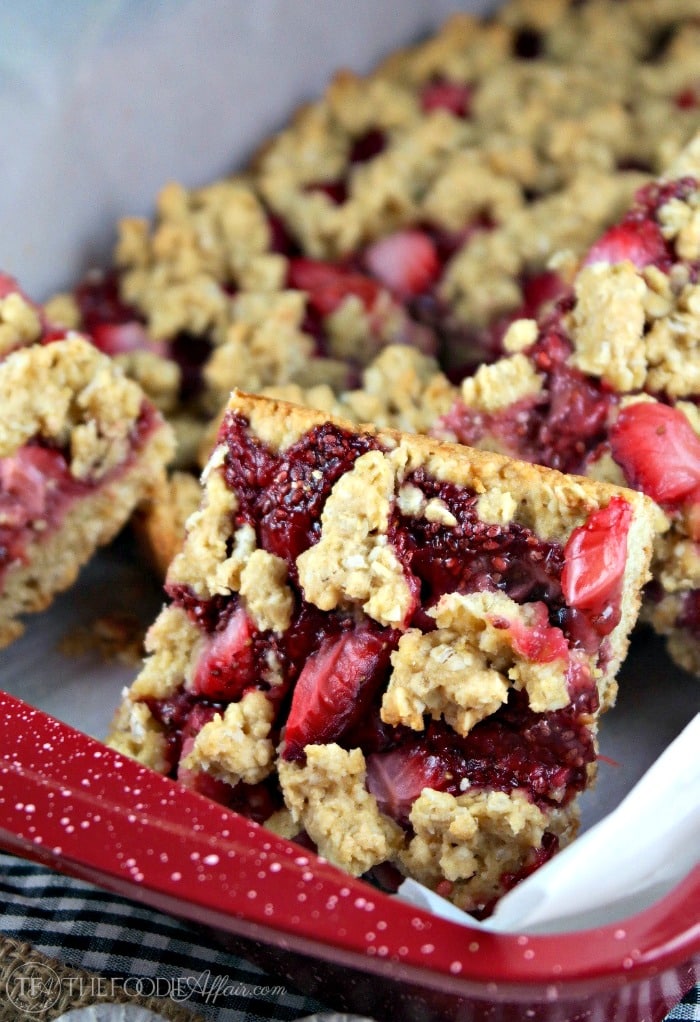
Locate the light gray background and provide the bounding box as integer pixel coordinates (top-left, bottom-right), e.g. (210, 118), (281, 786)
(0, 0), (500, 299)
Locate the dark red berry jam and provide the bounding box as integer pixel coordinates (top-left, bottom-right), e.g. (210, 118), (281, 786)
(349, 128), (386, 164)
(677, 588), (700, 637)
(365, 686), (597, 823)
(220, 412), (380, 567)
(388, 466), (566, 613)
(74, 269), (139, 332)
(438, 320), (616, 475)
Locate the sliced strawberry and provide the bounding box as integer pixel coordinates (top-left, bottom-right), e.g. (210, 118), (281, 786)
(0, 460), (45, 526)
(520, 270), (567, 319)
(583, 218), (669, 270)
(0, 445), (85, 538)
(90, 320), (167, 358)
(420, 79), (473, 118)
(610, 401), (700, 507)
(365, 745), (447, 823)
(283, 628), (394, 760)
(189, 605), (257, 700)
(676, 86), (700, 110)
(287, 258), (382, 317)
(561, 496), (632, 614)
(363, 229), (440, 298)
(491, 602), (569, 663)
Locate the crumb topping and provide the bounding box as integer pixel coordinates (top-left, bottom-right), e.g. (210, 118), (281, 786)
(0, 336), (161, 481)
(570, 263), (647, 391)
(116, 178), (278, 342)
(0, 292), (42, 355)
(239, 548), (294, 633)
(460, 353), (543, 413)
(381, 626), (510, 735)
(203, 291), (313, 409)
(401, 787), (548, 908)
(183, 690), (275, 786)
(128, 605), (202, 701)
(296, 449), (413, 627)
(382, 590), (570, 736)
(107, 700), (169, 774)
(167, 448), (254, 598)
(277, 743), (404, 876)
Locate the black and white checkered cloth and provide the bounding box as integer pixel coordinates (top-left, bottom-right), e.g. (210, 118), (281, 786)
(0, 853), (697, 1021)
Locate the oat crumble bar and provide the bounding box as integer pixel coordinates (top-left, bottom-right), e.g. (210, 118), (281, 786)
(0, 332), (174, 646)
(107, 390), (657, 914)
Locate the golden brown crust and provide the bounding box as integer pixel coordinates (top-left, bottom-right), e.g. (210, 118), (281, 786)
(132, 469), (202, 578)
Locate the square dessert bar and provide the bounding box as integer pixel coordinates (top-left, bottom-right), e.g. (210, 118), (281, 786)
(0, 334), (174, 647)
(109, 390), (657, 915)
(423, 132), (700, 675)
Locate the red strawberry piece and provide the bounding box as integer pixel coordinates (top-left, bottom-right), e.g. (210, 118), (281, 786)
(190, 606), (257, 700)
(365, 745), (447, 823)
(90, 320), (167, 358)
(491, 602), (569, 663)
(0, 447), (63, 527)
(676, 86), (700, 110)
(583, 218), (668, 270)
(287, 258), (382, 317)
(421, 79), (473, 118)
(74, 270), (138, 330)
(520, 270), (567, 319)
(363, 229), (440, 298)
(561, 496), (632, 613)
(283, 628), (393, 759)
(41, 327), (72, 346)
(610, 401), (700, 506)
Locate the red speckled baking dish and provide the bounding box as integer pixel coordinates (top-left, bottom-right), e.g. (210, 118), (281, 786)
(0, 690), (697, 1022)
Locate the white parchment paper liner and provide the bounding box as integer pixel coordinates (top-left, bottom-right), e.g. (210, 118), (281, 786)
(398, 715), (700, 934)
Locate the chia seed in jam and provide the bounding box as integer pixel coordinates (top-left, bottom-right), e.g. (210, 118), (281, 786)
(220, 412), (380, 566)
